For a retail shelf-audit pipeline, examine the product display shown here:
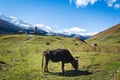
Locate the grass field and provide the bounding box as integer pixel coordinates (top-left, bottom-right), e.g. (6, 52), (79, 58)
(0, 34), (120, 80)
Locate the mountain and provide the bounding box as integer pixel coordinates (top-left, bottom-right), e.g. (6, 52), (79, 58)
(87, 23), (120, 45)
(73, 37), (87, 44)
(0, 19), (23, 34)
(45, 31), (92, 40)
(0, 15), (93, 39)
(0, 15), (47, 34)
(68, 33), (91, 40)
(0, 15), (33, 30)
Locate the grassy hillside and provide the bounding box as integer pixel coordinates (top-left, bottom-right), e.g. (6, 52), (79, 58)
(0, 34), (120, 80)
(87, 24), (120, 46)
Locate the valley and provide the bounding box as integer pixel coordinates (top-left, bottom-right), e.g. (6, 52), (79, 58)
(0, 34), (120, 80)
(0, 0), (120, 80)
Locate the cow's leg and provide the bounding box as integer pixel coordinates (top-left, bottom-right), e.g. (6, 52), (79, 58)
(62, 61), (65, 74)
(46, 60), (49, 73)
(44, 59), (49, 73)
(44, 59), (47, 72)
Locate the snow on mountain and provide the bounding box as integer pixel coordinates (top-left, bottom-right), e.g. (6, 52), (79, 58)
(0, 15), (34, 30)
(0, 15), (11, 23)
(0, 15), (48, 34)
(0, 14), (96, 40)
(0, 18), (23, 34)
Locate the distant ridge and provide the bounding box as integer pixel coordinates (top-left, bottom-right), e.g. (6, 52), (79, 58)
(94, 23), (120, 37)
(74, 37), (87, 44)
(0, 19), (23, 34)
(0, 15), (48, 35)
(87, 23), (120, 45)
(0, 15), (94, 40)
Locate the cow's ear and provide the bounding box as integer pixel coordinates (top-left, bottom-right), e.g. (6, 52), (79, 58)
(47, 50), (50, 53)
(48, 50), (52, 53)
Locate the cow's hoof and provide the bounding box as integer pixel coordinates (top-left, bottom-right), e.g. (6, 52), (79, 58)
(62, 72), (65, 75)
(44, 71), (48, 73)
(47, 71), (49, 73)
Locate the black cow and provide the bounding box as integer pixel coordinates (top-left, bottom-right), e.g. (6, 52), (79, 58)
(41, 49), (78, 74)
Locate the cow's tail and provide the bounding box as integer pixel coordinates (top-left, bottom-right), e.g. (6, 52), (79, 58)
(41, 52), (44, 73)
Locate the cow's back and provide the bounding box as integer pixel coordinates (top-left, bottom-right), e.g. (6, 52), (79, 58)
(45, 49), (74, 63)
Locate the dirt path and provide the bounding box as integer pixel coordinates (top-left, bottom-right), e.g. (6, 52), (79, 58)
(23, 35), (33, 43)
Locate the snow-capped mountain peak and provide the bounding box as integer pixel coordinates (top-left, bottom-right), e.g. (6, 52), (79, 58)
(0, 14), (94, 40)
(0, 15), (34, 30)
(10, 16), (18, 19)
(0, 14), (11, 22)
(10, 16), (20, 25)
(0, 14), (48, 35)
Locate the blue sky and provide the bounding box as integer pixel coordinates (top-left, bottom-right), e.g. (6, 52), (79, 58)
(0, 0), (120, 35)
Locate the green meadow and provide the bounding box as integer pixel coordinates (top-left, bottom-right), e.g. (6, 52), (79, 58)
(0, 34), (120, 80)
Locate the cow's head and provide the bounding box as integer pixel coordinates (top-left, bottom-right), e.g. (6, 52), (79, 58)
(72, 59), (78, 71)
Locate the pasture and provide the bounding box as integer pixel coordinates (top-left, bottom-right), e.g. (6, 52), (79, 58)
(0, 34), (120, 80)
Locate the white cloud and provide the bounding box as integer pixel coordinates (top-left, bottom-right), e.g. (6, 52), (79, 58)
(105, 0), (116, 7)
(70, 0), (98, 7)
(70, 0), (120, 8)
(54, 25), (58, 28)
(54, 27), (98, 36)
(114, 3), (120, 8)
(70, 0), (72, 4)
(55, 27), (86, 35)
(45, 26), (52, 31)
(79, 32), (98, 36)
(10, 16), (19, 24)
(35, 24), (52, 32)
(36, 24), (44, 28)
(34, 24), (97, 36)
(64, 27), (86, 33)
(105, 0), (120, 8)
(21, 24), (30, 27)
(10, 16), (18, 19)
